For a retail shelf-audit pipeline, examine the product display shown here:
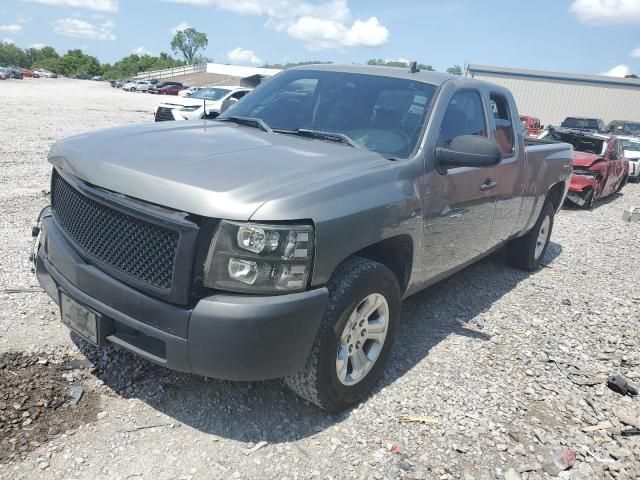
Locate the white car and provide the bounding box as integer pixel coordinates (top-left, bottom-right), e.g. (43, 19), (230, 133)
(155, 86), (252, 122)
(123, 80), (152, 92)
(34, 69), (57, 78)
(620, 136), (640, 182)
(178, 86), (204, 97)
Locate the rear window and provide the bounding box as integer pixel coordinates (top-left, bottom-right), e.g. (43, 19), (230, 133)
(561, 118), (600, 130)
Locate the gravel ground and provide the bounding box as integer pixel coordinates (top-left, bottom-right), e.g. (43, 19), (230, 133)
(0, 78), (639, 480)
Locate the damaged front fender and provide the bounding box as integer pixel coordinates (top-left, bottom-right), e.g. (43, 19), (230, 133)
(567, 173), (600, 207)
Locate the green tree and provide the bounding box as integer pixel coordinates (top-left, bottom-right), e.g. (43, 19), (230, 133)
(0, 42), (29, 67)
(418, 63), (434, 71)
(170, 28), (208, 64)
(446, 65), (463, 75)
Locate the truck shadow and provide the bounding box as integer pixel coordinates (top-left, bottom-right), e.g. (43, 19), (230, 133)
(74, 242), (562, 444)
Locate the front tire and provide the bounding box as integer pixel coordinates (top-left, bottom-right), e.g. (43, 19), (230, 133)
(616, 175), (628, 193)
(285, 257), (401, 411)
(507, 200), (555, 271)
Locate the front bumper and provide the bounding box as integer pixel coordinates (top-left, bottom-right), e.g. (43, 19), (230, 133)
(37, 213), (329, 380)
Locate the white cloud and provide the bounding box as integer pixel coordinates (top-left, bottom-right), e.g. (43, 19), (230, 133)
(227, 47), (262, 65)
(632, 46), (640, 58)
(600, 64), (633, 77)
(169, 21), (190, 34)
(2, 38), (14, 44)
(569, 0), (640, 25)
(25, 0), (118, 13)
(52, 17), (116, 40)
(288, 16), (388, 50)
(27, 43), (47, 49)
(133, 46), (152, 55)
(0, 24), (23, 33)
(164, 0), (389, 49)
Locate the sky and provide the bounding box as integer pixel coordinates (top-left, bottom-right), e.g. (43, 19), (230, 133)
(1, 0), (640, 76)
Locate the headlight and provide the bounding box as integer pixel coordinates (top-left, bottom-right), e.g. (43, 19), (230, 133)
(179, 105), (201, 112)
(203, 221), (314, 293)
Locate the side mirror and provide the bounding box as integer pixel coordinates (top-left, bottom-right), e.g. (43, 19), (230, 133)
(220, 97), (239, 113)
(435, 135), (502, 172)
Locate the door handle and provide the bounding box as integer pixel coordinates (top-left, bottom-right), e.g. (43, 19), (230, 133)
(480, 179), (497, 191)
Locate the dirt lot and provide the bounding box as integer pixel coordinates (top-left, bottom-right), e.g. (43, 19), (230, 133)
(0, 78), (639, 480)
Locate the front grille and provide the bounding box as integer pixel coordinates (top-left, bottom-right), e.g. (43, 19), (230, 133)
(51, 171), (179, 290)
(155, 107), (175, 122)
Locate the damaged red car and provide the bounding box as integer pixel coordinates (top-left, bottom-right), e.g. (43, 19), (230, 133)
(542, 128), (629, 209)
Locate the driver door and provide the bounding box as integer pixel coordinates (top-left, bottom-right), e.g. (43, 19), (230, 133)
(422, 89), (498, 278)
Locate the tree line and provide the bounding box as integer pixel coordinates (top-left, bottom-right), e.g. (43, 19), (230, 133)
(0, 42), (185, 80)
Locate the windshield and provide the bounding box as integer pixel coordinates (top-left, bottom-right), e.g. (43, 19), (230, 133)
(218, 69), (438, 158)
(192, 88), (231, 101)
(623, 123), (640, 135)
(621, 140), (640, 152)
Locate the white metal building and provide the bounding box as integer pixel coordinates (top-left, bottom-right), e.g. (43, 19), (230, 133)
(467, 64), (640, 127)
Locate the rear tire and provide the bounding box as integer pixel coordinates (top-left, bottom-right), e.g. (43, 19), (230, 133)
(285, 257), (401, 411)
(507, 200), (555, 271)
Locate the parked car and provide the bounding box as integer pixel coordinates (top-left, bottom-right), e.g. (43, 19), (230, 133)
(560, 117), (606, 133)
(148, 81), (184, 94)
(8, 68), (23, 79)
(156, 84), (188, 96)
(155, 86), (251, 121)
(75, 74), (93, 80)
(18, 68), (37, 78)
(178, 86), (204, 97)
(35, 65), (572, 411)
(123, 80), (153, 92)
(608, 120), (640, 137)
(92, 75), (102, 81)
(34, 69), (57, 78)
(620, 136), (640, 182)
(541, 127), (628, 208)
(0, 67), (10, 80)
(520, 115), (541, 136)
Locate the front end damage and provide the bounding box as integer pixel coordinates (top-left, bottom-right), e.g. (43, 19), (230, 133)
(566, 166), (601, 207)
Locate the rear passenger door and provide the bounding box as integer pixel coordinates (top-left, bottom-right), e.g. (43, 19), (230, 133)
(422, 89), (498, 277)
(486, 92), (527, 247)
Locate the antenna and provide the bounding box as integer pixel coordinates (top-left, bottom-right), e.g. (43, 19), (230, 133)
(409, 61), (420, 74)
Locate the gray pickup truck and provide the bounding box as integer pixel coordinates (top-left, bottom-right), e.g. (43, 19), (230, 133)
(35, 65), (572, 411)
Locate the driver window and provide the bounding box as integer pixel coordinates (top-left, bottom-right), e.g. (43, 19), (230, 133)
(437, 90), (487, 148)
(489, 94), (514, 156)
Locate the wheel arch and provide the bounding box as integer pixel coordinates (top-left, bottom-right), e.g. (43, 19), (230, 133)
(546, 181), (566, 212)
(343, 235), (414, 295)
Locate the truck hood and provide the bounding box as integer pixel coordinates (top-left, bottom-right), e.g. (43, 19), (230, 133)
(572, 151), (601, 168)
(49, 121), (389, 220)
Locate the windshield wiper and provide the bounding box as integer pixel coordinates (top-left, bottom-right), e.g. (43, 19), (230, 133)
(274, 128), (360, 149)
(219, 116), (272, 133)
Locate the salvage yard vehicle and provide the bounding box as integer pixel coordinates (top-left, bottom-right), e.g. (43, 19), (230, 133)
(608, 120), (640, 137)
(34, 65), (572, 411)
(542, 127), (629, 208)
(155, 86), (251, 121)
(560, 117), (606, 133)
(0, 67), (10, 80)
(621, 136), (640, 182)
(520, 115), (541, 136)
